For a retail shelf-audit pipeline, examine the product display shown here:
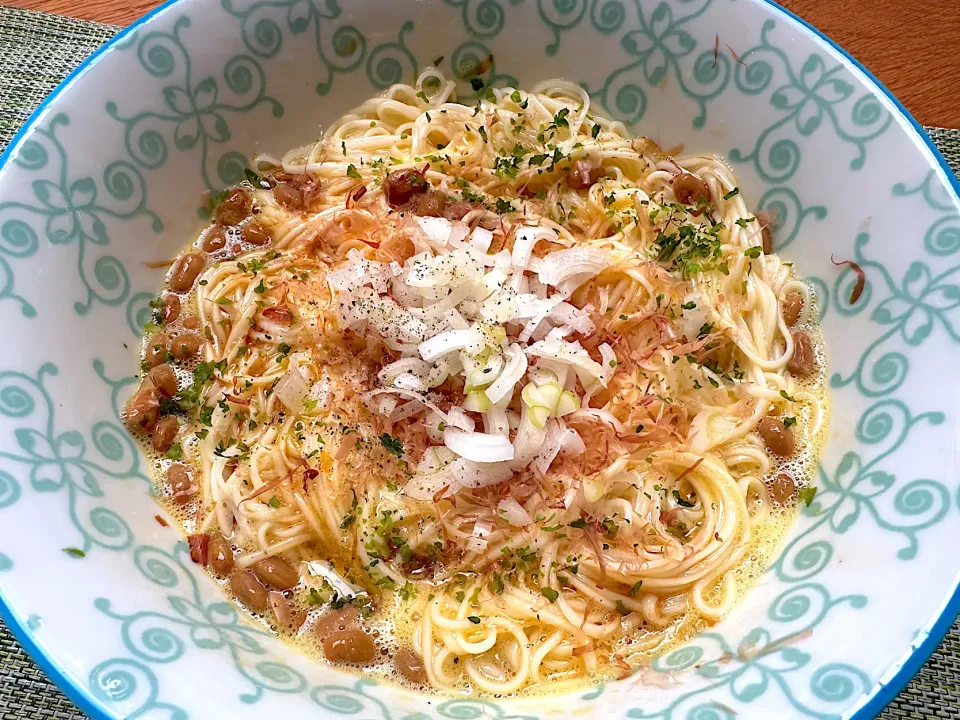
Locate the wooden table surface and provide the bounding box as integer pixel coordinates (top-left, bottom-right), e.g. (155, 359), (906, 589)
(9, 0), (960, 128)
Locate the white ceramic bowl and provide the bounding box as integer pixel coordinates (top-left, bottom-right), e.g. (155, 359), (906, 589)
(0, 1), (958, 718)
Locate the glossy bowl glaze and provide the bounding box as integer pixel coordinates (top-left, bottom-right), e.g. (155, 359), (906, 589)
(0, 1), (957, 718)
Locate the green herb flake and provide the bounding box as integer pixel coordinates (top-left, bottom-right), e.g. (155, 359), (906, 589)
(62, 547), (86, 558)
(783, 416), (798, 427)
(467, 616), (481, 624)
(591, 123), (601, 139)
(165, 443), (184, 461)
(541, 587), (559, 603)
(673, 489), (696, 508)
(723, 187), (740, 200)
(780, 389), (796, 402)
(399, 581), (417, 601)
(744, 245), (763, 258)
(244, 168), (271, 189)
(379, 433), (404, 458)
(346, 164), (362, 180)
(798, 486), (818, 507)
(615, 599), (631, 615)
(630, 580), (643, 596)
(267, 496), (281, 509)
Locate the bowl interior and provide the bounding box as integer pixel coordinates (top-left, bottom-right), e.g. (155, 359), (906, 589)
(0, 0), (958, 718)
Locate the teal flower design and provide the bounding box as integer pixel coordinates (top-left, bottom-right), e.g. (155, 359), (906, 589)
(34, 178), (108, 244)
(163, 79), (232, 149)
(0, 362), (148, 554)
(823, 230), (960, 396)
(16, 427), (100, 494)
(774, 400), (949, 582)
(815, 451), (896, 535)
(697, 629), (810, 702)
(364, 21), (419, 91)
(894, 171), (960, 256)
(629, 619), (868, 718)
(768, 55), (854, 137)
(623, 581), (869, 719)
(0, 114), (162, 320)
(167, 596), (264, 653)
(588, 0), (729, 128)
(621, 3), (696, 86)
(871, 261), (960, 345)
(445, 0), (524, 40)
(730, 20), (891, 181)
(89, 659), (188, 719)
(224, 0), (366, 95)
(108, 17), (283, 195)
(0, 7), (949, 718)
(98, 543), (307, 703)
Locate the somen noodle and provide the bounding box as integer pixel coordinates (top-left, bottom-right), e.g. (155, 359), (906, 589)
(125, 69), (827, 696)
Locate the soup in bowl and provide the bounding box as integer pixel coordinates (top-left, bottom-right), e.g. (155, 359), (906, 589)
(0, 1), (957, 718)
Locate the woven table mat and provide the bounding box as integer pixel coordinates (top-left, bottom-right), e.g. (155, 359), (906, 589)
(0, 4), (957, 719)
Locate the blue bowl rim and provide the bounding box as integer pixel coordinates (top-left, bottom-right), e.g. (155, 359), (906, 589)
(0, 0), (957, 718)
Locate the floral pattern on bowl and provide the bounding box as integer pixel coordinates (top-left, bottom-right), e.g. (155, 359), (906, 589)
(0, 0), (958, 718)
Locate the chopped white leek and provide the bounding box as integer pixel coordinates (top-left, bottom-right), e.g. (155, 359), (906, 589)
(537, 247), (612, 286)
(444, 428), (515, 462)
(275, 365), (309, 414)
(485, 343), (527, 404)
(497, 497), (532, 526)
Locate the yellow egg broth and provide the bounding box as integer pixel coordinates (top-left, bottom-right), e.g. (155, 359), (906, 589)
(122, 76), (831, 698)
(130, 203), (828, 697)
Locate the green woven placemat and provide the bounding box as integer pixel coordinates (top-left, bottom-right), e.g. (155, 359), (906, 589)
(0, 5), (957, 719)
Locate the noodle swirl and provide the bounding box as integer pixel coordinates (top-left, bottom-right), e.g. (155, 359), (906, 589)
(129, 70), (827, 696)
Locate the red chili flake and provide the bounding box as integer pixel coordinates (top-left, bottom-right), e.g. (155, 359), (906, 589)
(187, 533), (210, 566)
(713, 34), (720, 68)
(351, 185), (367, 202)
(831, 256), (866, 305)
(727, 45), (747, 67)
(154, 514), (169, 527)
